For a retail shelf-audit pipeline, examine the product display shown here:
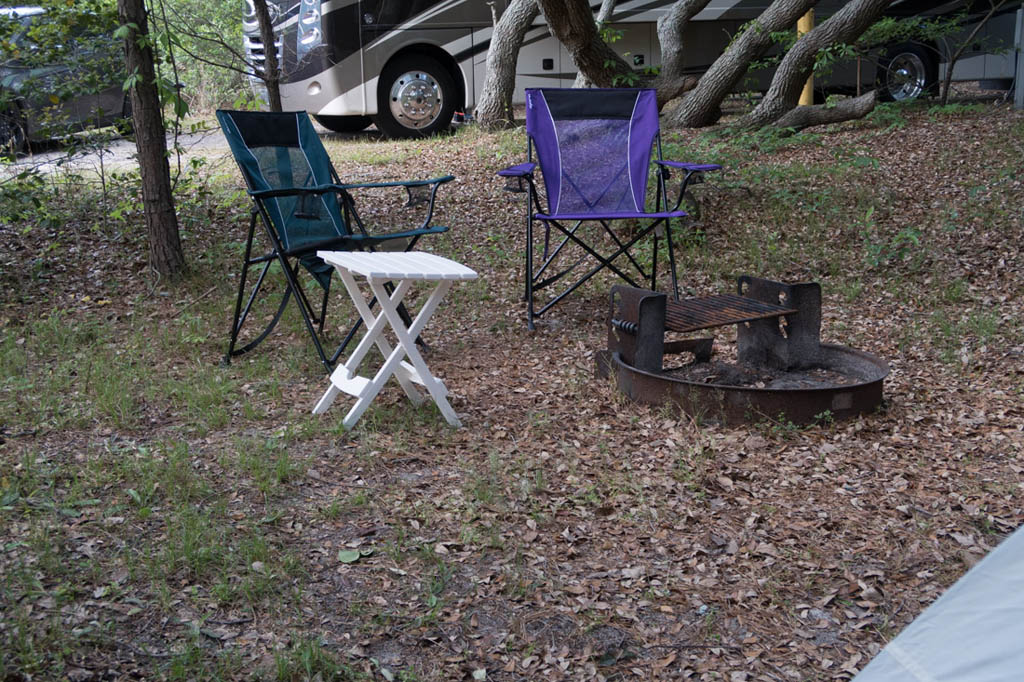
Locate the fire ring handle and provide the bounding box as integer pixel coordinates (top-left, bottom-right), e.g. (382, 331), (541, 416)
(611, 318), (638, 335)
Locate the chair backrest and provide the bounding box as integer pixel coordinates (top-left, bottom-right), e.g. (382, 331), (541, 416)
(525, 88), (660, 216)
(217, 109), (349, 253)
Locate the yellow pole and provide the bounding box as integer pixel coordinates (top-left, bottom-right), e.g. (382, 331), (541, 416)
(797, 10), (814, 106)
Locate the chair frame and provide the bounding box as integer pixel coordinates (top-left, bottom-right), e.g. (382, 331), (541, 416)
(499, 88), (719, 330)
(218, 109), (452, 373)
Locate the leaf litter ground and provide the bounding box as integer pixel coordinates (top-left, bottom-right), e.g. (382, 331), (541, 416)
(1, 99), (1023, 681)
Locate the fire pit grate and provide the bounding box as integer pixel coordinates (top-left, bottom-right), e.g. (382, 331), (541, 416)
(596, 277), (889, 425)
(664, 294), (797, 333)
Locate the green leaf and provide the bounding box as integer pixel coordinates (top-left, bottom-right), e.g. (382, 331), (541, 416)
(113, 23), (137, 40)
(0, 488), (19, 506)
(337, 550), (361, 563)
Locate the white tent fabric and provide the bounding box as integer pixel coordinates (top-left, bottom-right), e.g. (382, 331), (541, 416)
(852, 525), (1024, 682)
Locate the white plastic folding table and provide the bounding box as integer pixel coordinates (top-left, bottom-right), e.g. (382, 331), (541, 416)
(312, 251), (478, 429)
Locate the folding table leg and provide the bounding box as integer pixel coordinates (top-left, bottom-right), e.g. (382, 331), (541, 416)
(334, 269), (423, 403)
(368, 277), (461, 427)
(312, 273), (422, 417)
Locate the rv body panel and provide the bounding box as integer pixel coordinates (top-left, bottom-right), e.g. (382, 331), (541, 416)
(243, 0), (1021, 128)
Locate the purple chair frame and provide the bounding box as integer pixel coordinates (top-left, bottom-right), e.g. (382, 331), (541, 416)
(499, 88), (720, 330)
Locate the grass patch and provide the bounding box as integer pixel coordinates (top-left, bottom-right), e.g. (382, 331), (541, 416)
(2, 102), (1022, 680)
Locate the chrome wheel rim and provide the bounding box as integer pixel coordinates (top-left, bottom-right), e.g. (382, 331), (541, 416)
(886, 53), (927, 101)
(388, 70), (442, 129)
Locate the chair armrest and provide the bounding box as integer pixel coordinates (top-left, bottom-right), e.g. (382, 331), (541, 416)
(654, 161), (723, 211)
(353, 225), (450, 244)
(336, 175), (455, 191)
(284, 226), (450, 259)
(497, 162), (536, 177)
(249, 184), (344, 199)
(249, 176), (454, 200)
(654, 161), (722, 173)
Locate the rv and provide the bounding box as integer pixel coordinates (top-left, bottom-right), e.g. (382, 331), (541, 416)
(243, 0), (1022, 138)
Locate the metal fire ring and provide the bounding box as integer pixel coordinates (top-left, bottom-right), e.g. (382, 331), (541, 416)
(597, 344), (889, 426)
(596, 279), (889, 426)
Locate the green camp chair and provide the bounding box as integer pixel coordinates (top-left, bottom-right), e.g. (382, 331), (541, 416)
(217, 109), (453, 373)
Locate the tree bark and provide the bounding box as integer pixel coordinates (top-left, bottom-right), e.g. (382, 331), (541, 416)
(117, 0), (185, 279)
(572, 0), (617, 88)
(253, 0), (282, 112)
(650, 0), (712, 107)
(475, 0), (539, 128)
(769, 90), (877, 132)
(663, 0), (817, 129)
(536, 0), (632, 88)
(740, 0), (892, 128)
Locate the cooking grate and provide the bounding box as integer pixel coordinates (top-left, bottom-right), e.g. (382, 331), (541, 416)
(664, 294), (796, 333)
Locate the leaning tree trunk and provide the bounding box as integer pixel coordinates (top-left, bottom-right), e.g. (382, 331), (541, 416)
(650, 0), (713, 107)
(572, 0), (617, 88)
(664, 0), (817, 128)
(740, 0), (892, 129)
(475, 0), (539, 128)
(536, 0), (632, 87)
(770, 90), (877, 131)
(117, 0), (185, 279)
(253, 0), (282, 111)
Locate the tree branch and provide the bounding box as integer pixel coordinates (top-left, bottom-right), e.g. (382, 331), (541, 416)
(651, 0), (713, 106)
(573, 0), (618, 88)
(739, 0), (891, 129)
(769, 90), (878, 132)
(940, 0), (1009, 105)
(536, 0), (632, 88)
(663, 0), (817, 128)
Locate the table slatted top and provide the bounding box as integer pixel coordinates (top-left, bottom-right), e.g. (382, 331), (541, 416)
(318, 251), (478, 280)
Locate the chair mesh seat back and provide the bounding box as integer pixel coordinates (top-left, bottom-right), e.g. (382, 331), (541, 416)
(525, 88), (659, 216)
(217, 110), (348, 253)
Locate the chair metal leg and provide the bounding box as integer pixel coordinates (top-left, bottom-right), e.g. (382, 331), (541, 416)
(317, 281), (330, 334)
(665, 217), (681, 301)
(526, 197), (536, 330)
(650, 231), (659, 292)
(225, 213), (259, 362)
(275, 252), (334, 374)
(225, 214), (293, 362)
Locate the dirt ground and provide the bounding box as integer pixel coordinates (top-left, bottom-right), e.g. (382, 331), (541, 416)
(1, 97), (1023, 681)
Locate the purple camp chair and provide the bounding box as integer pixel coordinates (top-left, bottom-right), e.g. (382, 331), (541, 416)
(498, 88), (720, 330)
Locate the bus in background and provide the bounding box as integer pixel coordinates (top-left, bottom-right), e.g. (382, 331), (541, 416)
(242, 0), (1022, 138)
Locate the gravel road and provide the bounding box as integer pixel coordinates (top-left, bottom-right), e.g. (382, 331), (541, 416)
(6, 125), (234, 175)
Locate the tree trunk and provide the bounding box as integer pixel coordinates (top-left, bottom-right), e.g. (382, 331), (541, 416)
(253, 0), (282, 112)
(650, 0), (712, 107)
(475, 0), (539, 128)
(740, 0), (892, 129)
(572, 0), (617, 88)
(770, 90), (877, 132)
(663, 0), (817, 129)
(536, 0), (632, 88)
(117, 0), (185, 279)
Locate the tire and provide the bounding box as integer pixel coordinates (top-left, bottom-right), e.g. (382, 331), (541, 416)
(878, 43), (937, 102)
(373, 54), (456, 138)
(0, 106), (27, 158)
(313, 114), (372, 134)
